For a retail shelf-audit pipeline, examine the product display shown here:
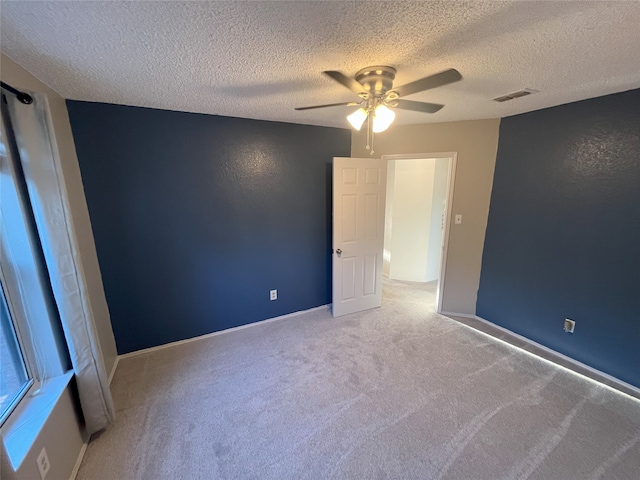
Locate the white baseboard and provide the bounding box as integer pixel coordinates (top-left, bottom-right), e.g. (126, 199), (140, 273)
(107, 356), (119, 386)
(472, 314), (640, 398)
(68, 442), (87, 480)
(442, 311), (640, 400)
(440, 310), (475, 319)
(118, 304), (331, 360)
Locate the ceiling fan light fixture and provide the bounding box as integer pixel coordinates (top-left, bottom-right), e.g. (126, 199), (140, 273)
(372, 104), (395, 133)
(347, 107), (367, 130)
(300, 66), (462, 153)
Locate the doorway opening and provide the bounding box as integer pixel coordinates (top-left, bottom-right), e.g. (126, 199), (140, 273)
(381, 153), (457, 313)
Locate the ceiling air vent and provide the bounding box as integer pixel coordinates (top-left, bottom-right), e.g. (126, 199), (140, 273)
(493, 88), (538, 102)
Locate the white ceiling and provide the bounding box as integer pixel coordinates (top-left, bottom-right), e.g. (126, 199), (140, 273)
(2, 1), (640, 129)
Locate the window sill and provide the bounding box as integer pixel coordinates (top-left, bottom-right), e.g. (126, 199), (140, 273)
(1, 371), (74, 471)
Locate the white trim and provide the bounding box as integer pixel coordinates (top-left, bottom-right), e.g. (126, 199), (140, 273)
(443, 312), (640, 400)
(380, 152), (457, 161)
(381, 152), (458, 315)
(118, 305), (330, 360)
(472, 315), (640, 397)
(107, 356), (119, 386)
(437, 154), (457, 315)
(68, 442), (87, 480)
(440, 310), (476, 319)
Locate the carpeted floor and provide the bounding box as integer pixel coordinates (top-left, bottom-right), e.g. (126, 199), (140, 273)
(77, 279), (640, 479)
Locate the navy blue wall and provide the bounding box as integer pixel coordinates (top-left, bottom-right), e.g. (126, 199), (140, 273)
(477, 88), (640, 387)
(67, 101), (350, 354)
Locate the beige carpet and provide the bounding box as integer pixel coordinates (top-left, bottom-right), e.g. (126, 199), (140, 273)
(77, 280), (640, 479)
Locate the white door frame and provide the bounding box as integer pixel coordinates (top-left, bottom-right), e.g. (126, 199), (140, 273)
(381, 152), (458, 314)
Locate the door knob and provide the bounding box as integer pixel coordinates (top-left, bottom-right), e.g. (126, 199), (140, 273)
(336, 249), (342, 255)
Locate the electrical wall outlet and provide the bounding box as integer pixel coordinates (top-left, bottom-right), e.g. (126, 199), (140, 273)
(564, 318), (575, 333)
(36, 447), (50, 480)
(270, 289), (277, 301)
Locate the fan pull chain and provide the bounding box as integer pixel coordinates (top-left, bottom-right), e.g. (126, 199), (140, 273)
(366, 112), (375, 155)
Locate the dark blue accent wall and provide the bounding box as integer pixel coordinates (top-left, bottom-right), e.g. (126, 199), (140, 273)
(477, 88), (640, 388)
(67, 101), (350, 354)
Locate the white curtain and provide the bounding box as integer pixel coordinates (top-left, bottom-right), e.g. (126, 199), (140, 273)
(5, 92), (115, 434)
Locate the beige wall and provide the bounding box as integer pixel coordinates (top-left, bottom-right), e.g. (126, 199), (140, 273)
(1, 53), (117, 375)
(352, 119), (500, 314)
(1, 384), (85, 480)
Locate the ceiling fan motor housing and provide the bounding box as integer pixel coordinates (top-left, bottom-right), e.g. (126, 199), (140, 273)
(355, 66), (396, 94)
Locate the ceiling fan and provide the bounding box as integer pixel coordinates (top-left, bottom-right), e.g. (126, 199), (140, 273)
(295, 66), (462, 154)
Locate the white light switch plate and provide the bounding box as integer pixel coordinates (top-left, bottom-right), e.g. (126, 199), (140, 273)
(455, 214), (462, 224)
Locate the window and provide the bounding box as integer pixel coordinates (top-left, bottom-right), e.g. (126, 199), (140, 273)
(0, 91), (67, 428)
(0, 280), (31, 422)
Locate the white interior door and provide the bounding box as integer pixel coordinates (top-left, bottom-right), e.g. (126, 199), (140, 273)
(332, 157), (387, 317)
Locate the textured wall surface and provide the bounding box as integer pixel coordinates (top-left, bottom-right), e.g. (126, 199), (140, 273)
(67, 101), (350, 354)
(477, 88), (640, 388)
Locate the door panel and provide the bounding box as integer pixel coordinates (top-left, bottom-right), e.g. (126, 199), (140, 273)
(363, 254), (377, 296)
(341, 195), (357, 243)
(364, 194), (379, 239)
(332, 157), (387, 317)
(341, 256), (356, 300)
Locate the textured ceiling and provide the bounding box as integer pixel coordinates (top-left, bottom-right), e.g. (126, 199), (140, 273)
(1, 1), (640, 128)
